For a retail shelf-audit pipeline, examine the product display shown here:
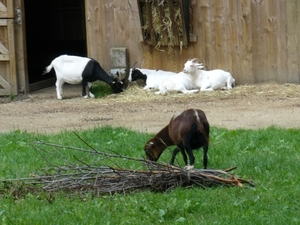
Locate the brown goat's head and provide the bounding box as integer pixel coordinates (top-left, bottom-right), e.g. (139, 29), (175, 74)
(144, 141), (164, 161)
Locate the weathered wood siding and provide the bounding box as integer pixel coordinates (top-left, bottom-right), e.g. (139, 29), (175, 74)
(0, 0), (17, 95)
(85, 0), (300, 84)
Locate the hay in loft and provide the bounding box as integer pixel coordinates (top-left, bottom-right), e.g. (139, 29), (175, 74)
(140, 0), (186, 53)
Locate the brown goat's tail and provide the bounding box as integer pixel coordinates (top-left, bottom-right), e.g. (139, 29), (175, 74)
(195, 109), (210, 145)
(194, 109), (210, 169)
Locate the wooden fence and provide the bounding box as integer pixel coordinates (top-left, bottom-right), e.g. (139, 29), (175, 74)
(85, 0), (300, 84)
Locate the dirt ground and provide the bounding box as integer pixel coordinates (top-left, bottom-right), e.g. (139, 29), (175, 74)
(1, 82), (300, 134)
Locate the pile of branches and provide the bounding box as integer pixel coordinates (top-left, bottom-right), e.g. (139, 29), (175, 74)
(3, 138), (255, 197)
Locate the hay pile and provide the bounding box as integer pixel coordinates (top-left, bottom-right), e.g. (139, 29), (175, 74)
(104, 82), (300, 103)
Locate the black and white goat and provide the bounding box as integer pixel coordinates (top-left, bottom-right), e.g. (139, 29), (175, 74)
(129, 67), (176, 90)
(43, 55), (123, 99)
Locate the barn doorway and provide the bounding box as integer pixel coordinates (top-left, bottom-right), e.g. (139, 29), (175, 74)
(24, 0), (87, 91)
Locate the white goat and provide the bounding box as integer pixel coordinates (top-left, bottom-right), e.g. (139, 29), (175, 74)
(183, 59), (235, 91)
(155, 59), (201, 95)
(129, 68), (176, 90)
(43, 55), (123, 99)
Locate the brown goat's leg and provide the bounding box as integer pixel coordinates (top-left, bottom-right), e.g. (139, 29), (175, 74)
(170, 147), (180, 165)
(180, 148), (188, 165)
(203, 145), (208, 169)
(185, 145), (195, 166)
(183, 146), (195, 170)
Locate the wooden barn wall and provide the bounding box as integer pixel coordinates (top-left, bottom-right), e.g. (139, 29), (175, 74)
(85, 0), (300, 84)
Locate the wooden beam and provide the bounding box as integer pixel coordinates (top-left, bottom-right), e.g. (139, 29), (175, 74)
(0, 75), (11, 95)
(0, 54), (9, 61)
(0, 19), (7, 26)
(0, 42), (9, 54)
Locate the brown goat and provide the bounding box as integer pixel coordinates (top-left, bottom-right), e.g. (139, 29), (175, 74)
(144, 108), (210, 169)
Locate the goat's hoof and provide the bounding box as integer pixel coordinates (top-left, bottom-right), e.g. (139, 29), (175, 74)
(57, 96), (62, 100)
(83, 95), (89, 99)
(184, 165), (194, 170)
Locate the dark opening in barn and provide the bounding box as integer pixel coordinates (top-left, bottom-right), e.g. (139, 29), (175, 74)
(24, 0), (87, 91)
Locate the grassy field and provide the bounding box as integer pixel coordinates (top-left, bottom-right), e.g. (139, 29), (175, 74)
(0, 126), (300, 225)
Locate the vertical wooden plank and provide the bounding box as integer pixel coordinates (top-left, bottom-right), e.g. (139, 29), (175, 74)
(14, 0), (28, 93)
(7, 16), (17, 94)
(286, 0), (300, 83)
(191, 0), (203, 64)
(86, 0), (114, 70)
(229, 0), (240, 83)
(85, 1), (100, 59)
(114, 2), (128, 46)
(215, 0), (231, 70)
(127, 0), (146, 68)
(251, 0), (267, 83)
(265, 0), (279, 82)
(103, 1), (115, 68)
(4, 0), (16, 95)
(228, 1), (241, 81)
(240, 0), (254, 83)
(199, 0), (216, 69)
(276, 0), (287, 83)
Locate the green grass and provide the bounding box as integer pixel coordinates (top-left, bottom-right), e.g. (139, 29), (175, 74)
(1, 126), (300, 225)
(92, 82), (114, 98)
